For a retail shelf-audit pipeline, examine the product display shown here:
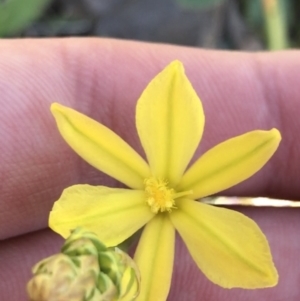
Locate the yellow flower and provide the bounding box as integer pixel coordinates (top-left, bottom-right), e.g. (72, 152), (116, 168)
(50, 61), (280, 301)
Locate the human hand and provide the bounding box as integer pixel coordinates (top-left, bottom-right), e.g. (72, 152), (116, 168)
(0, 38), (300, 300)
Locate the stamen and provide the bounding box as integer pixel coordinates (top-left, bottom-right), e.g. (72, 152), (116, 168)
(144, 177), (191, 214)
(174, 190), (193, 199)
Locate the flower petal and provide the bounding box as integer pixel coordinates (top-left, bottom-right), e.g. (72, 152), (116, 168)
(170, 199), (278, 288)
(49, 185), (154, 246)
(51, 103), (151, 189)
(134, 215), (175, 301)
(178, 129), (281, 198)
(136, 61), (205, 186)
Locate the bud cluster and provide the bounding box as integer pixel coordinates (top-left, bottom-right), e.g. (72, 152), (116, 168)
(27, 228), (140, 301)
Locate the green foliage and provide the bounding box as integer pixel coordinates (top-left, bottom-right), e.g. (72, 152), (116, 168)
(243, 0), (290, 50)
(176, 0), (225, 9)
(0, 0), (51, 36)
(243, 0), (264, 31)
(244, 0), (290, 30)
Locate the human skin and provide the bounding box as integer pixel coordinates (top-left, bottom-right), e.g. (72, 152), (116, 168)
(0, 38), (300, 301)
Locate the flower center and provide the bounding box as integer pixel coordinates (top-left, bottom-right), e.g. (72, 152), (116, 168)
(144, 177), (192, 214)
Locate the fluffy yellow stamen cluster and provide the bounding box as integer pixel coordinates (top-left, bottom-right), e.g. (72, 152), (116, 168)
(144, 177), (175, 213)
(144, 177), (193, 213)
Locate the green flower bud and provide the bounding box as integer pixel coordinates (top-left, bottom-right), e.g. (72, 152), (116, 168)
(27, 228), (140, 301)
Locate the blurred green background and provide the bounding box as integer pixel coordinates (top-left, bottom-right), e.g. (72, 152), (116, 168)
(1, 0), (299, 50)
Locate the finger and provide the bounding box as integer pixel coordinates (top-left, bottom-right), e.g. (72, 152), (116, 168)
(1, 208), (299, 301)
(0, 229), (63, 301)
(1, 39), (300, 240)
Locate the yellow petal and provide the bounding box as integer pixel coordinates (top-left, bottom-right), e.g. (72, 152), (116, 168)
(178, 129), (281, 198)
(49, 185), (154, 246)
(51, 103), (150, 189)
(136, 61), (205, 186)
(134, 215), (175, 301)
(170, 199), (278, 288)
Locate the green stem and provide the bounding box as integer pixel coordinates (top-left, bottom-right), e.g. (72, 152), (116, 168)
(261, 0), (288, 50)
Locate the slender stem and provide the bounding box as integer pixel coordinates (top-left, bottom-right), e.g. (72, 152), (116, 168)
(261, 0), (288, 50)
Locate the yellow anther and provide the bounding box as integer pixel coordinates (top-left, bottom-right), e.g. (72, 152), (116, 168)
(144, 177), (176, 213)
